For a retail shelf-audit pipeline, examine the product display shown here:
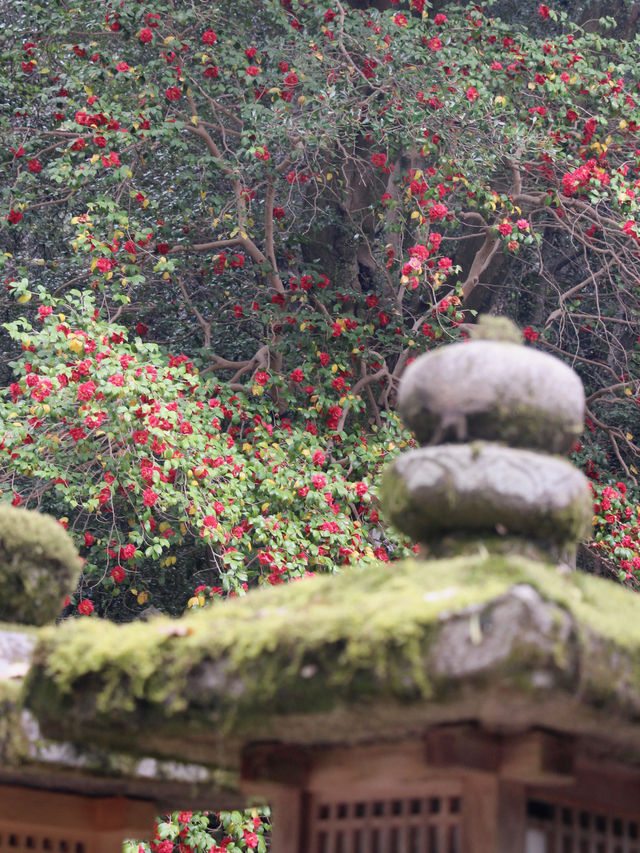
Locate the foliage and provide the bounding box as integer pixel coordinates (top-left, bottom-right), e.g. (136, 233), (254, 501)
(125, 809), (269, 853)
(3, 0), (640, 590)
(1, 291), (412, 617)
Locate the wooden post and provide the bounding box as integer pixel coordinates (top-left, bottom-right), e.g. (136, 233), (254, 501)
(461, 772), (499, 853)
(497, 781), (526, 853)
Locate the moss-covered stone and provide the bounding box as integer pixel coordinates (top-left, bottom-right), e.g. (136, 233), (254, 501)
(0, 505), (82, 626)
(22, 552), (640, 767)
(398, 340), (585, 452)
(381, 443), (592, 550)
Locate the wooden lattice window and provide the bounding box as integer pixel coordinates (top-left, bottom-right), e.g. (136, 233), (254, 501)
(307, 790), (463, 853)
(0, 832), (86, 853)
(525, 798), (640, 853)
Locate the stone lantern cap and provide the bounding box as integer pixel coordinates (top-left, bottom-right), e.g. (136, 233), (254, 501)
(382, 317), (592, 556)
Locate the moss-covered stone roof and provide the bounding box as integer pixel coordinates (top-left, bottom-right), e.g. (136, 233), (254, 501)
(0, 622), (241, 808)
(20, 549), (640, 770)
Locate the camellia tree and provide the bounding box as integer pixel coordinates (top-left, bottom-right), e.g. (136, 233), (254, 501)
(3, 0), (640, 602)
(2, 0), (640, 597)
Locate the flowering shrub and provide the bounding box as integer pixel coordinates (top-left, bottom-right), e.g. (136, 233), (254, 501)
(126, 809), (269, 853)
(1, 291), (414, 617)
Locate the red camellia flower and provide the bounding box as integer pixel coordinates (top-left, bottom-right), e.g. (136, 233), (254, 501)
(38, 305), (53, 319)
(202, 30), (217, 44)
(77, 380), (96, 401)
(498, 221), (512, 236)
(28, 158), (42, 172)
(538, 4), (550, 18)
(136, 321), (148, 335)
(273, 206), (285, 219)
(245, 65), (259, 76)
(165, 86), (181, 100)
(466, 86), (479, 102)
(254, 370), (269, 386)
(516, 218), (530, 231)
(204, 66), (219, 78)
(110, 565), (126, 583)
(523, 326), (539, 342)
(84, 532), (95, 548)
(290, 368), (304, 382)
(371, 152), (387, 167)
(156, 242), (170, 255)
(116, 61), (130, 72)
(284, 72), (299, 88)
(245, 46), (257, 59)
(143, 487), (158, 507)
(96, 257), (114, 272)
(120, 544), (135, 561)
(78, 599), (94, 615)
(312, 473), (327, 489)
(139, 28), (153, 42)
(243, 832), (259, 850)
(434, 13), (448, 24)
(7, 209), (23, 224)
(393, 13), (408, 26)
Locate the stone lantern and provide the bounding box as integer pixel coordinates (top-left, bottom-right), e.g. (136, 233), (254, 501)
(4, 319), (640, 852)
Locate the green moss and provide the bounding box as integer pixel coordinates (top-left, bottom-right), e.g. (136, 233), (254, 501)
(0, 505), (81, 625)
(23, 549), (640, 766)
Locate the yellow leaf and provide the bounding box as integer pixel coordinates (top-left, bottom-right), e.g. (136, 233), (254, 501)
(191, 115), (199, 125)
(180, 523), (186, 535)
(625, 387), (632, 396)
(137, 590), (149, 605)
(326, 172), (333, 180)
(17, 293), (32, 303)
(626, 432), (634, 441)
(252, 384), (264, 396)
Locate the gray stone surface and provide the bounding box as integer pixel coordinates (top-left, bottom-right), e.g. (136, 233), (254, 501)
(398, 340), (585, 452)
(381, 443), (592, 545)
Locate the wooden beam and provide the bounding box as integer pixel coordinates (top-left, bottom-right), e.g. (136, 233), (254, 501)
(424, 726), (574, 784)
(0, 785), (156, 835)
